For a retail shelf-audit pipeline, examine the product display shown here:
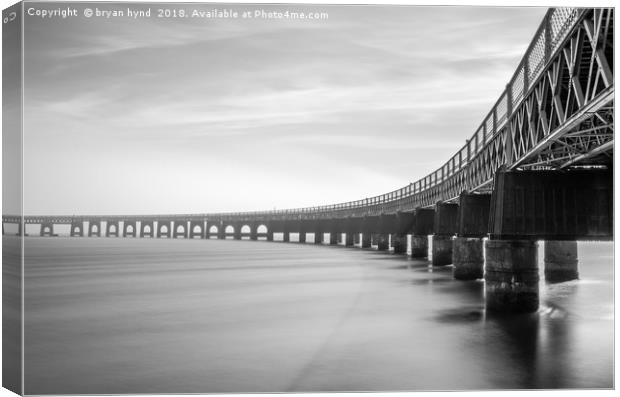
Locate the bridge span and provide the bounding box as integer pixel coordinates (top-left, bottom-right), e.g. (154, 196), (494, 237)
(4, 8), (613, 313)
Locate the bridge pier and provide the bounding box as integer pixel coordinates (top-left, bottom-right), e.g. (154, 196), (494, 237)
(70, 222), (83, 237)
(40, 223), (55, 237)
(411, 208), (434, 258)
(345, 233), (354, 247)
(314, 233), (323, 244)
(452, 237), (484, 280)
(361, 233), (371, 248)
(391, 234), (407, 254)
(106, 221), (119, 237)
(173, 221), (188, 238)
(189, 221), (205, 239)
(140, 221), (154, 238)
(485, 239), (539, 313)
(266, 230), (274, 242)
(432, 203), (458, 266)
(283, 231), (290, 242)
(299, 232), (306, 243)
(88, 220), (101, 237)
(453, 193), (491, 280)
(544, 241), (579, 283)
(249, 225), (258, 241)
(157, 221), (171, 238)
(376, 234), (389, 251)
(329, 232), (338, 245)
(354, 233), (360, 245)
(410, 236), (428, 258)
(123, 221), (137, 237)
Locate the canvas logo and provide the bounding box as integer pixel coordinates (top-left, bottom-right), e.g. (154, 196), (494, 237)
(3, 11), (16, 24)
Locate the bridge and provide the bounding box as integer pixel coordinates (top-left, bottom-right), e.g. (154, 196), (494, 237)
(4, 8), (613, 313)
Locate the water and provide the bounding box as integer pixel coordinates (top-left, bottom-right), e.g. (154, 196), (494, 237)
(15, 237), (613, 394)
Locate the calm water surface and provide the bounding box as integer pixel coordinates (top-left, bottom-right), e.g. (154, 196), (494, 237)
(19, 237), (613, 394)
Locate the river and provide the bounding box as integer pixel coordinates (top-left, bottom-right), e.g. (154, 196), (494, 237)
(13, 236), (614, 393)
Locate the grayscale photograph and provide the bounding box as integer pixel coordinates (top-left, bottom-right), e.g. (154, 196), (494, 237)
(1, 0), (615, 395)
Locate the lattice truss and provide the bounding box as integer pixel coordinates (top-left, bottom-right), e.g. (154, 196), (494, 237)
(509, 8), (614, 170)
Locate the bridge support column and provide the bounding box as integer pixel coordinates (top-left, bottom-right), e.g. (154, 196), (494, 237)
(40, 223), (55, 237)
(299, 232), (306, 243)
(485, 240), (539, 313)
(123, 221), (137, 238)
(544, 241), (578, 282)
(431, 202), (458, 266)
(410, 235), (428, 258)
(106, 221), (119, 237)
(140, 221), (154, 238)
(70, 222), (83, 237)
(250, 226), (258, 241)
(361, 233), (371, 248)
(329, 232), (338, 245)
(87, 220), (101, 237)
(452, 237), (484, 280)
(354, 233), (360, 245)
(432, 235), (453, 265)
(283, 232), (290, 242)
(314, 232), (323, 244)
(376, 234), (389, 251)
(266, 230), (274, 242)
(189, 221), (205, 239)
(345, 233), (354, 247)
(391, 234), (407, 254)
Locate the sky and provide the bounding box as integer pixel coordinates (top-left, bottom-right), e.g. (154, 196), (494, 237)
(19, 1), (549, 215)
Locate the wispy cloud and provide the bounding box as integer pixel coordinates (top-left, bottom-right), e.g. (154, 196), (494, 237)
(23, 4), (547, 214)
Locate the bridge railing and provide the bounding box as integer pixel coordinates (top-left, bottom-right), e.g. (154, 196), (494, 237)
(4, 8), (587, 224)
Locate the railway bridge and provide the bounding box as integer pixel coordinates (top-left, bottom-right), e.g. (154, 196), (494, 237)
(3, 8), (614, 312)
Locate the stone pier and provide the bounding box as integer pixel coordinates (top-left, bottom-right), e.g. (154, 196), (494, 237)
(432, 202), (458, 266)
(432, 235), (453, 265)
(391, 234), (407, 254)
(314, 232), (323, 244)
(453, 193), (490, 280)
(544, 241), (579, 282)
(361, 233), (372, 248)
(376, 234), (389, 251)
(452, 237), (484, 280)
(410, 235), (428, 258)
(485, 240), (539, 313)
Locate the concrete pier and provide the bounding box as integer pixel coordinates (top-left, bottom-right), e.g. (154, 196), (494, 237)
(40, 223), (55, 237)
(485, 240), (539, 313)
(452, 237), (484, 280)
(70, 222), (83, 237)
(283, 232), (290, 243)
(544, 241), (579, 282)
(376, 234), (389, 251)
(361, 233), (372, 248)
(391, 234), (407, 254)
(299, 232), (306, 243)
(345, 233), (354, 247)
(329, 232), (338, 245)
(267, 231), (274, 242)
(410, 235), (428, 258)
(314, 232), (323, 244)
(354, 233), (360, 245)
(432, 235), (453, 266)
(106, 221), (120, 237)
(139, 221), (153, 238)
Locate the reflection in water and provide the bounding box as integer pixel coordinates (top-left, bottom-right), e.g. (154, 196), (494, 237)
(20, 237), (613, 394)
